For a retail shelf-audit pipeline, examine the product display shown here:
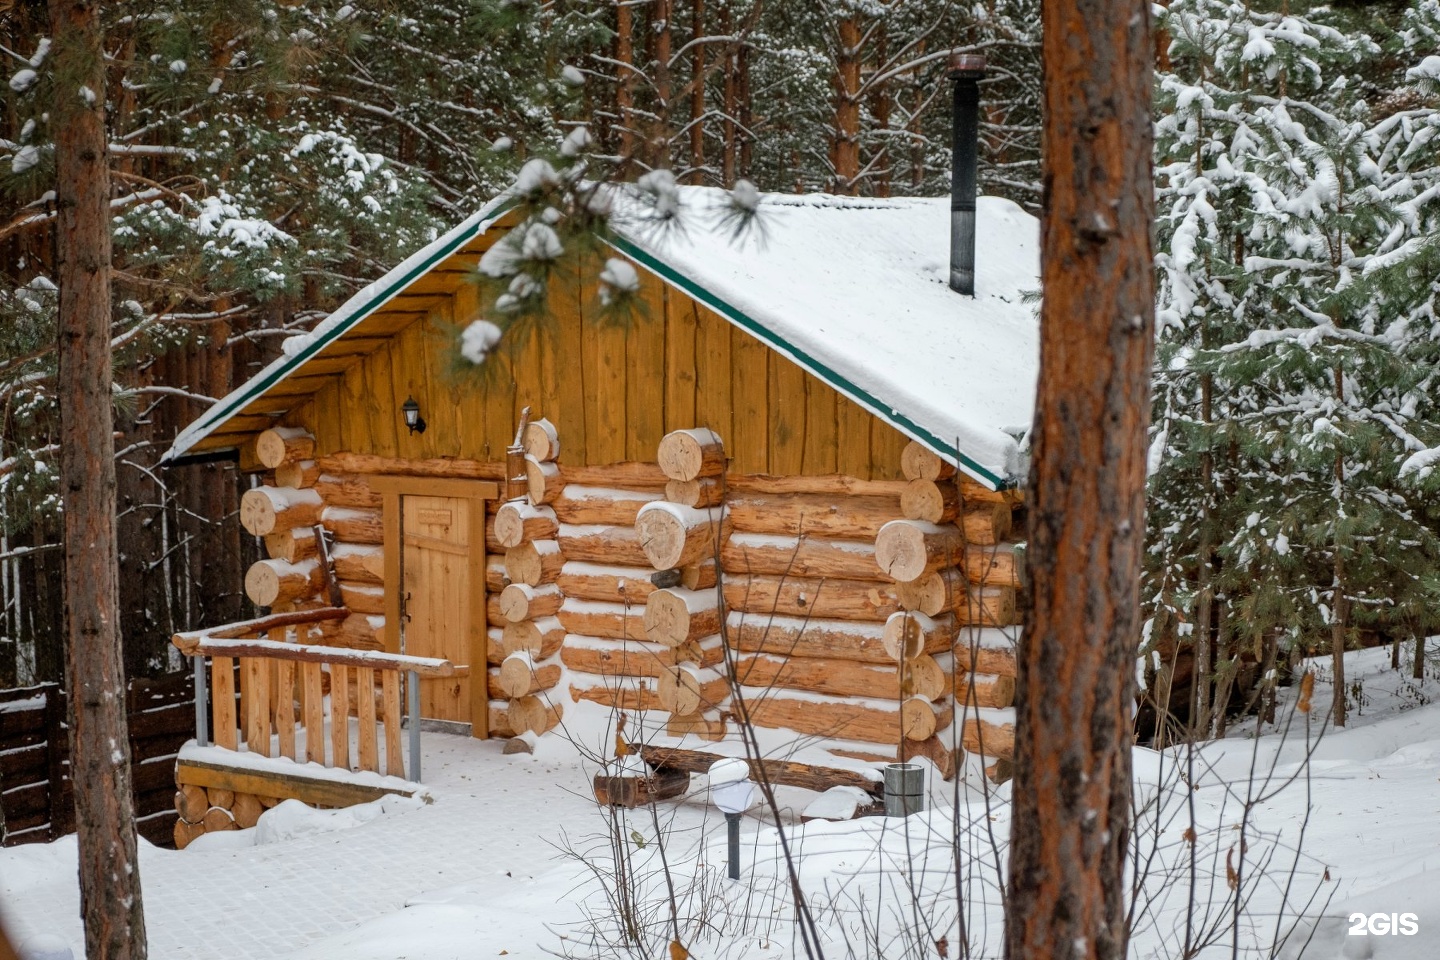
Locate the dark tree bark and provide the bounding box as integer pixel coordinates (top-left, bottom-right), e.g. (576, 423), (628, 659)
(50, 0), (149, 956)
(1005, 0), (1154, 956)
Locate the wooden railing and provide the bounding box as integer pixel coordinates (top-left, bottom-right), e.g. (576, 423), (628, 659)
(172, 608), (456, 782)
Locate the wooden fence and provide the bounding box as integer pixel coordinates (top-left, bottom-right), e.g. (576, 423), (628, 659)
(0, 671), (201, 848)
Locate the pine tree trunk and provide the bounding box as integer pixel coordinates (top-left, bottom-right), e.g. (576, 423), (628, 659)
(1006, 0), (1154, 954)
(615, 0), (636, 167)
(50, 0), (148, 955)
(688, 0), (707, 182)
(831, 17), (862, 194)
(1414, 631), (1425, 680)
(1194, 372), (1214, 735)
(720, 2), (737, 186)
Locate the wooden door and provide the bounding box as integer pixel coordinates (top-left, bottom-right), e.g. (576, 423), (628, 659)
(401, 495), (473, 723)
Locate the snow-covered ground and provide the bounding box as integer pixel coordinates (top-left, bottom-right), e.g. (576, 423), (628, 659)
(3, 646), (1438, 959)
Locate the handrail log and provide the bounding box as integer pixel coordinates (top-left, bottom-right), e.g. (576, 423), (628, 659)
(173, 635), (457, 679)
(171, 607), (349, 646)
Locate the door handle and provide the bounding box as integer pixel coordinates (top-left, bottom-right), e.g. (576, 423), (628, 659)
(402, 591), (413, 624)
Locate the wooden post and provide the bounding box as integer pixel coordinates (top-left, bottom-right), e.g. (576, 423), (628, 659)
(44, 684), (69, 841)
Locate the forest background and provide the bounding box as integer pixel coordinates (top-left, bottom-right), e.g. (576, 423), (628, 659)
(2, 0), (1437, 734)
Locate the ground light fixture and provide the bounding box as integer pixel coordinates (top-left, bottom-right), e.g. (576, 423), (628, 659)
(707, 757), (757, 881)
(402, 395), (427, 435)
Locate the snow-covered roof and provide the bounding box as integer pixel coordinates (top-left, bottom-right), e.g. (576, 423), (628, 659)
(164, 187), (1039, 489)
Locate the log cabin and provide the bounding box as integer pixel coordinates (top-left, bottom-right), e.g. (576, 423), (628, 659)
(160, 71), (1040, 837)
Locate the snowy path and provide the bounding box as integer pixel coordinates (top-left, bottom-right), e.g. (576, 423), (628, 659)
(5, 649), (1440, 959)
(0, 735), (627, 958)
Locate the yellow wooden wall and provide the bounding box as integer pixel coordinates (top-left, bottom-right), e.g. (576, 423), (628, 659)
(290, 257), (909, 479)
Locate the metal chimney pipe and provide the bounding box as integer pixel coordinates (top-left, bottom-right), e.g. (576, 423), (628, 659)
(949, 53), (986, 296)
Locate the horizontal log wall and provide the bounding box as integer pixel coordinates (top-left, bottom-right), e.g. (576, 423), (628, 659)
(232, 425), (1024, 778)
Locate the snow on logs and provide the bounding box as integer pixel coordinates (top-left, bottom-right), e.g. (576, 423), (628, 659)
(239, 486), (322, 537)
(244, 558), (322, 607)
(656, 427), (726, 481)
(254, 427), (316, 470)
(494, 502), (558, 549)
(642, 588), (720, 646)
(634, 501), (731, 571)
(498, 582), (563, 622)
(505, 539), (564, 586)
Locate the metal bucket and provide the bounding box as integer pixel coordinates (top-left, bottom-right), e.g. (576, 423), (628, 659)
(884, 762), (925, 817)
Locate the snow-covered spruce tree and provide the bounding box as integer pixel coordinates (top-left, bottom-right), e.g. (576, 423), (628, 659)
(1147, 0), (1440, 731)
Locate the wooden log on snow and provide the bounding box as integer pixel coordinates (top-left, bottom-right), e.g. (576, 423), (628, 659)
(255, 427), (315, 469)
(657, 428), (725, 481)
(232, 792), (264, 829)
(244, 558), (322, 607)
(633, 744), (883, 797)
(882, 611), (958, 661)
(665, 476), (725, 508)
(556, 561), (656, 605)
(642, 588), (720, 647)
(264, 526), (318, 563)
(314, 474), (382, 510)
(505, 540), (564, 586)
(522, 418), (561, 461)
(498, 582), (563, 623)
(173, 818), (207, 849)
(557, 600), (646, 641)
(500, 616), (565, 660)
(552, 485), (662, 527)
(634, 502), (731, 570)
(240, 486), (322, 537)
(321, 506), (384, 545)
(721, 534), (889, 581)
(558, 524), (651, 568)
(275, 459), (320, 490)
(495, 502), (559, 549)
(736, 691), (949, 745)
(727, 493), (900, 540)
(665, 712), (728, 741)
(723, 575), (901, 622)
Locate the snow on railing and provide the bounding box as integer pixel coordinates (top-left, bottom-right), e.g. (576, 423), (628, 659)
(171, 608), (454, 781)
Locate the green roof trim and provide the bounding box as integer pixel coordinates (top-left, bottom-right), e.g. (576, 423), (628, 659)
(606, 234), (1014, 491)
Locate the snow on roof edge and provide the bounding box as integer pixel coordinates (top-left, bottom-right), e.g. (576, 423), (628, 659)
(605, 229), (1017, 491)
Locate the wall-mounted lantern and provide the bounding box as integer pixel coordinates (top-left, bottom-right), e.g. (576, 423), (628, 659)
(402, 396), (427, 435)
